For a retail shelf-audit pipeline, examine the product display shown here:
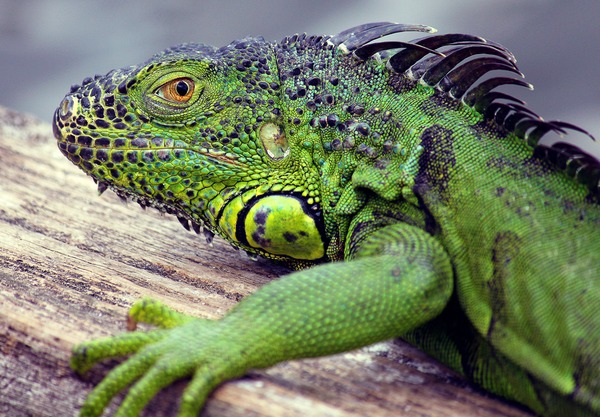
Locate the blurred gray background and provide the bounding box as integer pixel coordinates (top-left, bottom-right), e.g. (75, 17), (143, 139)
(1, 0), (598, 144)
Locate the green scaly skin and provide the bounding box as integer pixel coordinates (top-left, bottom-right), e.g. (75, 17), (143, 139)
(52, 23), (599, 417)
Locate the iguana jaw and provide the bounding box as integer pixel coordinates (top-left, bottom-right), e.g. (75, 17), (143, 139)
(52, 68), (326, 264)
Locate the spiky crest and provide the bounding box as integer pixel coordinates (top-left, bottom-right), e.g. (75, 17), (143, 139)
(318, 22), (599, 200)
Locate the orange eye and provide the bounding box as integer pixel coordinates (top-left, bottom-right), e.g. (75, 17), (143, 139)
(155, 78), (195, 103)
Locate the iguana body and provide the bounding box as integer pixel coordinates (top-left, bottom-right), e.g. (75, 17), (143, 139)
(52, 23), (599, 417)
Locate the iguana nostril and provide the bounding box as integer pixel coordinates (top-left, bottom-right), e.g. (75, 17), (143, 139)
(59, 95), (76, 120)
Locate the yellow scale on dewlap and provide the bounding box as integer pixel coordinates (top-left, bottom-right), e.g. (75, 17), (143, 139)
(219, 193), (324, 260)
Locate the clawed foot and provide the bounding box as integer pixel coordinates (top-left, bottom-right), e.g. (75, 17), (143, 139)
(71, 298), (255, 417)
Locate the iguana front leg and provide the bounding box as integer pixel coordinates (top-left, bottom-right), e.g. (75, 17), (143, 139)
(71, 223), (453, 416)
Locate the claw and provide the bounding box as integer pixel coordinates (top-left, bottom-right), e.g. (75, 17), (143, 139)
(71, 331), (164, 375)
(129, 297), (194, 329)
(79, 352), (159, 417)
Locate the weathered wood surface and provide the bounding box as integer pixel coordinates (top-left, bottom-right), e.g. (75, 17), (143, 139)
(0, 106), (533, 417)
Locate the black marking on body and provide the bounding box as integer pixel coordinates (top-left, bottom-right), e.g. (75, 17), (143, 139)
(421, 90), (461, 115)
(345, 203), (430, 257)
(487, 230), (522, 339)
(345, 220), (374, 256)
(253, 208), (268, 226)
(283, 231), (298, 243)
(250, 207), (272, 248)
(386, 72), (416, 95)
(415, 124), (456, 197)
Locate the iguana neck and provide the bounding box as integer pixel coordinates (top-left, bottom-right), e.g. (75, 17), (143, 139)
(275, 39), (472, 260)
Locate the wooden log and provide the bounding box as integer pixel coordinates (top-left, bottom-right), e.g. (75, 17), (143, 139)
(0, 106), (533, 417)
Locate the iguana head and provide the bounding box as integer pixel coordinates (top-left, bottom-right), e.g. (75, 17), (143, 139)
(52, 38), (326, 264)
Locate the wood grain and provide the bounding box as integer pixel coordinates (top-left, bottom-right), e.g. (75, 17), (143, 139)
(0, 106), (533, 417)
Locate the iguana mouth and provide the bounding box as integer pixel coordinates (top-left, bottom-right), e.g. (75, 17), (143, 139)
(53, 87), (244, 181)
(54, 98), (218, 242)
(52, 84), (232, 239)
(52, 78), (286, 248)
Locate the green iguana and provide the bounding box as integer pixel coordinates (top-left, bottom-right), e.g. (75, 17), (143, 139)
(52, 22), (599, 417)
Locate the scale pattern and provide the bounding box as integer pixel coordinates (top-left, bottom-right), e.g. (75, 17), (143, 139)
(53, 22), (599, 417)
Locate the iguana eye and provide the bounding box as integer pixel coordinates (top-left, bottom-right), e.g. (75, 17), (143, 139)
(155, 78), (195, 103)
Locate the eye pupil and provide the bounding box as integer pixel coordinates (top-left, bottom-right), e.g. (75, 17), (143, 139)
(155, 77), (195, 103)
(175, 80), (189, 96)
